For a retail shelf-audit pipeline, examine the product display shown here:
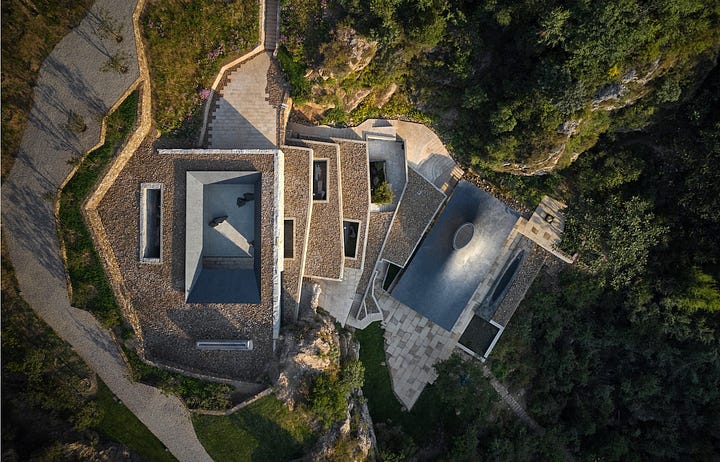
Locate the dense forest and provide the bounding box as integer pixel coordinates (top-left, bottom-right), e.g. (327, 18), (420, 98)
(281, 0), (720, 460)
(280, 0), (719, 171)
(487, 64), (720, 460)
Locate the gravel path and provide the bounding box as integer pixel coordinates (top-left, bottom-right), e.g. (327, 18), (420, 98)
(1, 1), (211, 460)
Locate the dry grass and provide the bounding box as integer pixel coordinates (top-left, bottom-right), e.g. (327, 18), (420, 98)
(1, 0), (93, 178)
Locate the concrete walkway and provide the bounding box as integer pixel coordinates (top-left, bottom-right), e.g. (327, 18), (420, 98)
(1, 1), (211, 460)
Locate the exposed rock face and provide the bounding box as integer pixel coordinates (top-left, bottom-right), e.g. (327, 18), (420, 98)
(302, 331), (376, 462)
(275, 308), (337, 410)
(375, 83), (398, 108)
(293, 27), (383, 121)
(592, 82), (629, 106)
(557, 119), (580, 136)
(316, 27), (377, 80)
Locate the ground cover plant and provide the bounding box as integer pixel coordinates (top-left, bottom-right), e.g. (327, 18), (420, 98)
(1, 245), (175, 461)
(1, 0), (94, 178)
(58, 90), (138, 328)
(193, 395), (316, 461)
(141, 0), (258, 142)
(58, 91), (139, 328)
(123, 346), (232, 411)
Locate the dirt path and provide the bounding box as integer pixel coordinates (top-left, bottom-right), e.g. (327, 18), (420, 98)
(1, 1), (211, 460)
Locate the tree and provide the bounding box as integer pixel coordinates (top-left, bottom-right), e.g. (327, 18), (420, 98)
(371, 181), (393, 204)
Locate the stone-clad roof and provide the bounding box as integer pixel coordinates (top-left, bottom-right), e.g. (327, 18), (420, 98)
(335, 139), (370, 270)
(280, 146), (313, 322)
(288, 139), (344, 280)
(381, 167), (445, 267)
(97, 141), (278, 381)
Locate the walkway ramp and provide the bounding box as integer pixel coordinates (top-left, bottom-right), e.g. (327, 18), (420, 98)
(206, 52), (278, 149)
(264, 0), (279, 52)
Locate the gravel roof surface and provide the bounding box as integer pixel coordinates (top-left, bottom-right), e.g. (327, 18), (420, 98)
(280, 146), (312, 322)
(97, 137), (277, 380)
(381, 167), (445, 267)
(491, 240), (547, 326)
(335, 139), (370, 270)
(357, 211), (394, 296)
(288, 139), (344, 280)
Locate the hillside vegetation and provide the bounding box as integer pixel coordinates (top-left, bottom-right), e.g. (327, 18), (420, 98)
(141, 0), (258, 143)
(487, 64), (720, 460)
(279, 0), (719, 172)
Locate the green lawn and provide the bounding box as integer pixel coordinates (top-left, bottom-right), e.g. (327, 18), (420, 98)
(95, 381), (177, 462)
(193, 395), (316, 461)
(355, 322), (453, 443)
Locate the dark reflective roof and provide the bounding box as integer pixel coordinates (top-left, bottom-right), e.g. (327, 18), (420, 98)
(392, 181), (519, 331)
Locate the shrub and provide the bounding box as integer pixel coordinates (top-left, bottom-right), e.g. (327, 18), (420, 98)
(371, 181), (393, 204)
(309, 360), (364, 428)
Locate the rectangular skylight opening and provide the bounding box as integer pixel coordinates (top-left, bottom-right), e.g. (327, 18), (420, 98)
(284, 218), (295, 259)
(343, 220), (360, 259)
(140, 183), (162, 263)
(313, 160), (328, 201)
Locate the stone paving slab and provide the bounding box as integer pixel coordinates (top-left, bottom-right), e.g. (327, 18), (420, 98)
(208, 52), (277, 149)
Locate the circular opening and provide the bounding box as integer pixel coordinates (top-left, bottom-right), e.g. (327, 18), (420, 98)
(453, 222), (475, 250)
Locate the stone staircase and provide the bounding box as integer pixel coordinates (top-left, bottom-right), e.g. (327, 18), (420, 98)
(264, 0), (279, 52)
(206, 52), (277, 149)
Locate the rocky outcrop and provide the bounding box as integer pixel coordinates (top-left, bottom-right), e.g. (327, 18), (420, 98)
(275, 306), (338, 410)
(315, 27), (377, 80)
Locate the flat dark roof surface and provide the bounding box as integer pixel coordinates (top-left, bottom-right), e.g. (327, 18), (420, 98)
(392, 181), (519, 331)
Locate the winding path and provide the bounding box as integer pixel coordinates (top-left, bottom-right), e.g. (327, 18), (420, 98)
(1, 1), (211, 460)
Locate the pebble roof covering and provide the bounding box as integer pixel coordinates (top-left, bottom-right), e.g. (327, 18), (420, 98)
(97, 138), (276, 381)
(280, 146), (312, 322)
(358, 211), (394, 297)
(335, 139), (370, 270)
(288, 139), (344, 280)
(381, 167), (446, 267)
(491, 240), (547, 326)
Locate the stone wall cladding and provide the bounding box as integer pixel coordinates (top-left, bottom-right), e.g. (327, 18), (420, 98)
(357, 212), (394, 296)
(492, 239), (548, 327)
(335, 139), (369, 270)
(288, 139), (344, 280)
(97, 137), (276, 381)
(381, 167), (445, 267)
(281, 146), (312, 322)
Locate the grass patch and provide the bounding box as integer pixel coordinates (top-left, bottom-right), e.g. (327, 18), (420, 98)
(1, 0), (94, 178)
(58, 90), (138, 329)
(95, 380), (177, 462)
(141, 0), (258, 140)
(193, 395), (316, 461)
(123, 347), (232, 411)
(355, 322), (452, 444)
